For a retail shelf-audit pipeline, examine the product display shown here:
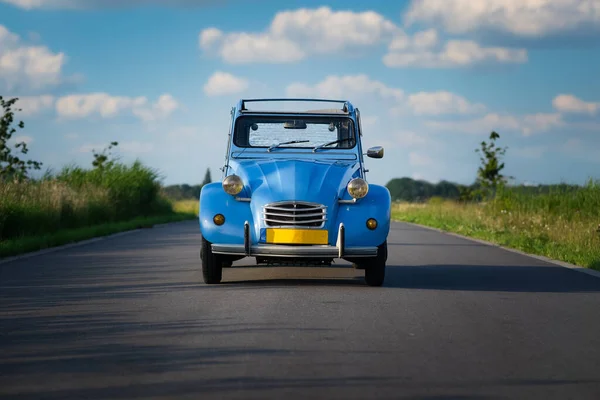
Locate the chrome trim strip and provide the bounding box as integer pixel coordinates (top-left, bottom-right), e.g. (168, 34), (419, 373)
(264, 218), (327, 225)
(338, 199), (357, 204)
(235, 197), (251, 202)
(211, 244), (377, 258)
(262, 211), (325, 218)
(263, 225), (327, 230)
(263, 206), (324, 213)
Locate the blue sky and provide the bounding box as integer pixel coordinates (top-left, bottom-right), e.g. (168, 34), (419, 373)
(1, 0), (599, 186)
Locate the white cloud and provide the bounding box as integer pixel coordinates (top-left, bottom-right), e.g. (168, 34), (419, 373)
(287, 75), (489, 121)
(403, 0), (600, 37)
(76, 143), (102, 153)
(407, 91), (486, 115)
(384, 38), (527, 68)
(211, 33), (305, 64)
(55, 93), (179, 121)
(1, 0), (222, 9)
(12, 95), (55, 116)
(132, 94), (179, 122)
(512, 145), (548, 159)
(553, 94), (599, 114)
(199, 28), (223, 49)
(0, 25), (66, 91)
(286, 74), (404, 101)
(203, 71), (249, 96)
(521, 113), (564, 136)
(394, 131), (431, 147)
(199, 7), (399, 64)
(11, 135), (34, 144)
(117, 141), (154, 154)
(360, 115), (379, 131)
(388, 29), (439, 51)
(76, 141), (152, 154)
(64, 133), (78, 140)
(425, 112), (563, 136)
(409, 151), (434, 167)
(198, 7), (529, 68)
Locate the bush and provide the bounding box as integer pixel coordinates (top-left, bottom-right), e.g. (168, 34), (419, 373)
(0, 160), (174, 241)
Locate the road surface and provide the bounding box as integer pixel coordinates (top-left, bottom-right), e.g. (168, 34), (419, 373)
(1, 221), (600, 399)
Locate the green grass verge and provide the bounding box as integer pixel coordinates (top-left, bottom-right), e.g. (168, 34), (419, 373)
(0, 212), (196, 260)
(392, 203), (600, 271)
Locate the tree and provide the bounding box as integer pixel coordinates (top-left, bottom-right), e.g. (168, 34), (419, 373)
(0, 96), (43, 181)
(201, 168), (212, 186)
(475, 131), (509, 198)
(92, 141), (119, 170)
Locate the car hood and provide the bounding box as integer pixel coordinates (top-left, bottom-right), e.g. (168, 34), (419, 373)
(229, 158), (360, 205)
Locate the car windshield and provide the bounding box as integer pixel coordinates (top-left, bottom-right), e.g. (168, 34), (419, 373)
(233, 116), (356, 150)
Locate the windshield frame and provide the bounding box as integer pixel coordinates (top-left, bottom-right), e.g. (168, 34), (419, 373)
(232, 115), (358, 151)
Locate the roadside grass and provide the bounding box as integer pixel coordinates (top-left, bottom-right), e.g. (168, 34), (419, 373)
(172, 199), (200, 216)
(0, 161), (199, 260)
(392, 181), (600, 270)
(0, 161), (174, 241)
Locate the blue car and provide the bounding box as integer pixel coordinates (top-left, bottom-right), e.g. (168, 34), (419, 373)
(199, 98), (391, 286)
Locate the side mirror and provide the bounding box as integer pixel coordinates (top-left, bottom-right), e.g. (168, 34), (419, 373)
(366, 146), (384, 159)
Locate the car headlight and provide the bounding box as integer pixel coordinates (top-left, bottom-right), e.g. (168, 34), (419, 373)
(222, 175), (244, 195)
(347, 178), (369, 199)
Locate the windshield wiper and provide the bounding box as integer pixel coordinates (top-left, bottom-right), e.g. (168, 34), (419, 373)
(267, 140), (310, 152)
(312, 138), (354, 152)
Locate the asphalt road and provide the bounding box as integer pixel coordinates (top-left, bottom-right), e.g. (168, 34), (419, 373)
(1, 221), (600, 400)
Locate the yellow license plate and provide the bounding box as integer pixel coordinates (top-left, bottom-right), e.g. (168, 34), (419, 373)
(266, 228), (328, 245)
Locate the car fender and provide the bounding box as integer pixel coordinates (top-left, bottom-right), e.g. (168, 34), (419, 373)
(199, 182), (253, 245)
(334, 183), (391, 247)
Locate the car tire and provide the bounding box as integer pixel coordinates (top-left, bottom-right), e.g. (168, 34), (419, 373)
(201, 237), (223, 284)
(364, 241), (387, 287)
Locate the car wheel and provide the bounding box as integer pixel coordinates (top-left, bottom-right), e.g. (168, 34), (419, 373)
(201, 237), (223, 284)
(364, 241), (387, 287)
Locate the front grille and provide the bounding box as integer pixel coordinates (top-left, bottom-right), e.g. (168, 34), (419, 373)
(263, 201), (327, 228)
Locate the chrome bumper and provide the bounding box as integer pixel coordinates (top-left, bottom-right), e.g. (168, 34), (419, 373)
(211, 221), (377, 258)
(211, 244), (377, 258)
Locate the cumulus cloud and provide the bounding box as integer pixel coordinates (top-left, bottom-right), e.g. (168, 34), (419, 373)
(394, 131), (431, 147)
(199, 7), (399, 63)
(0, 25), (67, 91)
(553, 94), (599, 114)
(406, 91), (486, 115)
(1, 0), (222, 9)
(198, 6), (531, 68)
(287, 74), (490, 120)
(286, 74), (404, 101)
(521, 113), (564, 136)
(203, 71), (249, 96)
(132, 94), (179, 122)
(384, 35), (527, 68)
(403, 0), (600, 37)
(11, 135), (34, 144)
(425, 112), (563, 136)
(56, 93), (179, 121)
(117, 141), (154, 153)
(12, 95), (55, 115)
(512, 145), (549, 159)
(409, 152), (434, 167)
(77, 140), (153, 155)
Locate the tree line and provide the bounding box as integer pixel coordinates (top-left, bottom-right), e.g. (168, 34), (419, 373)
(162, 169), (212, 200)
(384, 177), (582, 203)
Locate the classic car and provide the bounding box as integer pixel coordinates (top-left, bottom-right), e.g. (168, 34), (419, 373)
(199, 98), (391, 286)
